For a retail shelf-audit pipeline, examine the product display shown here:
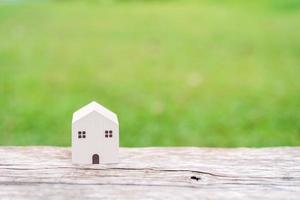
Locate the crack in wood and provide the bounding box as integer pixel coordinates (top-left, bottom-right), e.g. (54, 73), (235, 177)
(0, 181), (200, 189)
(0, 180), (296, 189)
(190, 176), (201, 181)
(0, 166), (229, 177)
(1, 166), (299, 181)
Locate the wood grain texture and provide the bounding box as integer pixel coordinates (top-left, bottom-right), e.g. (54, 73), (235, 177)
(0, 147), (299, 200)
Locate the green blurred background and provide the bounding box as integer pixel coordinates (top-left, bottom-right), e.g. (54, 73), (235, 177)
(0, 0), (299, 147)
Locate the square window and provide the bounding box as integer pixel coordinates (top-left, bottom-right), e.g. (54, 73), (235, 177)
(105, 130), (108, 133)
(109, 130), (112, 133)
(78, 131), (86, 139)
(109, 133), (112, 138)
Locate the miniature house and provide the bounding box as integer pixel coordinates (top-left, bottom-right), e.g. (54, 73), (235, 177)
(72, 101), (119, 164)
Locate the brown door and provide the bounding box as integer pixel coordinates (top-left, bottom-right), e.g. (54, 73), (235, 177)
(92, 154), (99, 164)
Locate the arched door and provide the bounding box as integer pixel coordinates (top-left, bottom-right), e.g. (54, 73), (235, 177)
(92, 154), (99, 164)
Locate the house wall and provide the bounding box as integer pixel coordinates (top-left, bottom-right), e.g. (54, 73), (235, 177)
(72, 111), (119, 164)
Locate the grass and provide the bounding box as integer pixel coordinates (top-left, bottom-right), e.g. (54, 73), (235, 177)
(0, 0), (299, 147)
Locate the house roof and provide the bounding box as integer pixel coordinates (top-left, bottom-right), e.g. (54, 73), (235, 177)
(72, 101), (118, 124)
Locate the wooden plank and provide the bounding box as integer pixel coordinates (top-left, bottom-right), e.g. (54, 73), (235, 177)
(0, 147), (299, 199)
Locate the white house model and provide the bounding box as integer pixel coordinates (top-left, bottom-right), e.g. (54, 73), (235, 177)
(72, 101), (119, 164)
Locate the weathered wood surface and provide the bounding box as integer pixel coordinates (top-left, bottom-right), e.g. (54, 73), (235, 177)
(0, 147), (300, 200)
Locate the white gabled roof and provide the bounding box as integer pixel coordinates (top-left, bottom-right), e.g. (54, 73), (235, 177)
(72, 101), (118, 124)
